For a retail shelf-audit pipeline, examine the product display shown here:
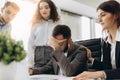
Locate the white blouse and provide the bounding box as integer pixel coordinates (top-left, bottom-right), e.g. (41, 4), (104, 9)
(27, 19), (61, 68)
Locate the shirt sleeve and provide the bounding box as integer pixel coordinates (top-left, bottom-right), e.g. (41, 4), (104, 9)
(27, 27), (35, 68)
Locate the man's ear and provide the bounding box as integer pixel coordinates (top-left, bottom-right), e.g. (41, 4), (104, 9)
(114, 14), (118, 21)
(68, 38), (72, 47)
(68, 38), (72, 43)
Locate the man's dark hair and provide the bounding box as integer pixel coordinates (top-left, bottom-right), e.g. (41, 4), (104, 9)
(52, 24), (71, 39)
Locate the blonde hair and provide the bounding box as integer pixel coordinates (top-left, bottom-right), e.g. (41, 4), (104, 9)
(32, 0), (60, 27)
(3, 1), (20, 12)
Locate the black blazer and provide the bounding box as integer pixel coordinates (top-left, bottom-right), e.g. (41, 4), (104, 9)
(93, 41), (120, 79)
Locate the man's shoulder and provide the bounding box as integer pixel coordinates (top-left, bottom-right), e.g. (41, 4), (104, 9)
(71, 43), (86, 49)
(69, 43), (86, 52)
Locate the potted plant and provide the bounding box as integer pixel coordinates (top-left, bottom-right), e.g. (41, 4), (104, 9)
(0, 33), (26, 80)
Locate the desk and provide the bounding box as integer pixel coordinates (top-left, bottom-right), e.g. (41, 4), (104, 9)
(29, 74), (96, 80)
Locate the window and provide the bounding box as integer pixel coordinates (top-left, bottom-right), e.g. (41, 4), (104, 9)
(95, 22), (102, 38)
(80, 16), (91, 40)
(61, 11), (81, 41)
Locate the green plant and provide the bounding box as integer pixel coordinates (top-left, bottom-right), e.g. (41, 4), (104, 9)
(0, 33), (26, 65)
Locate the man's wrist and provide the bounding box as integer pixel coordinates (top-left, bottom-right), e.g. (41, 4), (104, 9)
(52, 48), (63, 61)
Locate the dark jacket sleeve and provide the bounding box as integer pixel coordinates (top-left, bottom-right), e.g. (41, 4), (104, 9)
(92, 60), (120, 79)
(52, 46), (87, 76)
(105, 69), (120, 79)
(92, 59), (103, 70)
(33, 60), (54, 75)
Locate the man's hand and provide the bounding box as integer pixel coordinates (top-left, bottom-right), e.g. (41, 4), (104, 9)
(47, 37), (60, 50)
(47, 37), (66, 50)
(28, 68), (33, 76)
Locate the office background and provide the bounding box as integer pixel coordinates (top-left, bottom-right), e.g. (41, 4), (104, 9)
(0, 0), (120, 80)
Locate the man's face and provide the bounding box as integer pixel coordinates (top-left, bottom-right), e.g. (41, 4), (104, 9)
(2, 5), (18, 24)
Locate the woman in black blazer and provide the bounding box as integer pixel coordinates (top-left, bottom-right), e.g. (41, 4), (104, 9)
(73, 0), (120, 80)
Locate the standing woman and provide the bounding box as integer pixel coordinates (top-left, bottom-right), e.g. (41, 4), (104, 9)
(27, 0), (61, 75)
(74, 0), (120, 80)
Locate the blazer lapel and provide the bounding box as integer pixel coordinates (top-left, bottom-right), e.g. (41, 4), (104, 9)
(103, 42), (112, 69)
(115, 42), (120, 68)
(53, 61), (59, 74)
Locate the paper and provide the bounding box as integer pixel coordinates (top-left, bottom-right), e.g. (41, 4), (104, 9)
(29, 74), (74, 80)
(29, 74), (101, 80)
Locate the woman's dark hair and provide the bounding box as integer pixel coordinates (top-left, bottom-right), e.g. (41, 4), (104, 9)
(97, 0), (120, 27)
(38, 0), (59, 21)
(52, 25), (71, 39)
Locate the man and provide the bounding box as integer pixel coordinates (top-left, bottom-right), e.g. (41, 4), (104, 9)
(0, 1), (20, 34)
(29, 24), (87, 76)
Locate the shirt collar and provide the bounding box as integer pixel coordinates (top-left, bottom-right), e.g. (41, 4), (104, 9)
(115, 27), (120, 41)
(106, 32), (111, 44)
(41, 19), (53, 22)
(106, 27), (120, 44)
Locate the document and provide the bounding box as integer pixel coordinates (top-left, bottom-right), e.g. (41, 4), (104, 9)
(29, 74), (74, 80)
(29, 74), (100, 80)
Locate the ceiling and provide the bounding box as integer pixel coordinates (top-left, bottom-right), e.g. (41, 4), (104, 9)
(21, 0), (120, 8)
(74, 0), (120, 8)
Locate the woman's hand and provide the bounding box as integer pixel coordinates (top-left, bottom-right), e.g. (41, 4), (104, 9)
(73, 71), (106, 80)
(81, 46), (93, 63)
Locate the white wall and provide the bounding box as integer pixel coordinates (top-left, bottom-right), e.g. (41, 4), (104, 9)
(53, 0), (97, 18)
(61, 11), (81, 41)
